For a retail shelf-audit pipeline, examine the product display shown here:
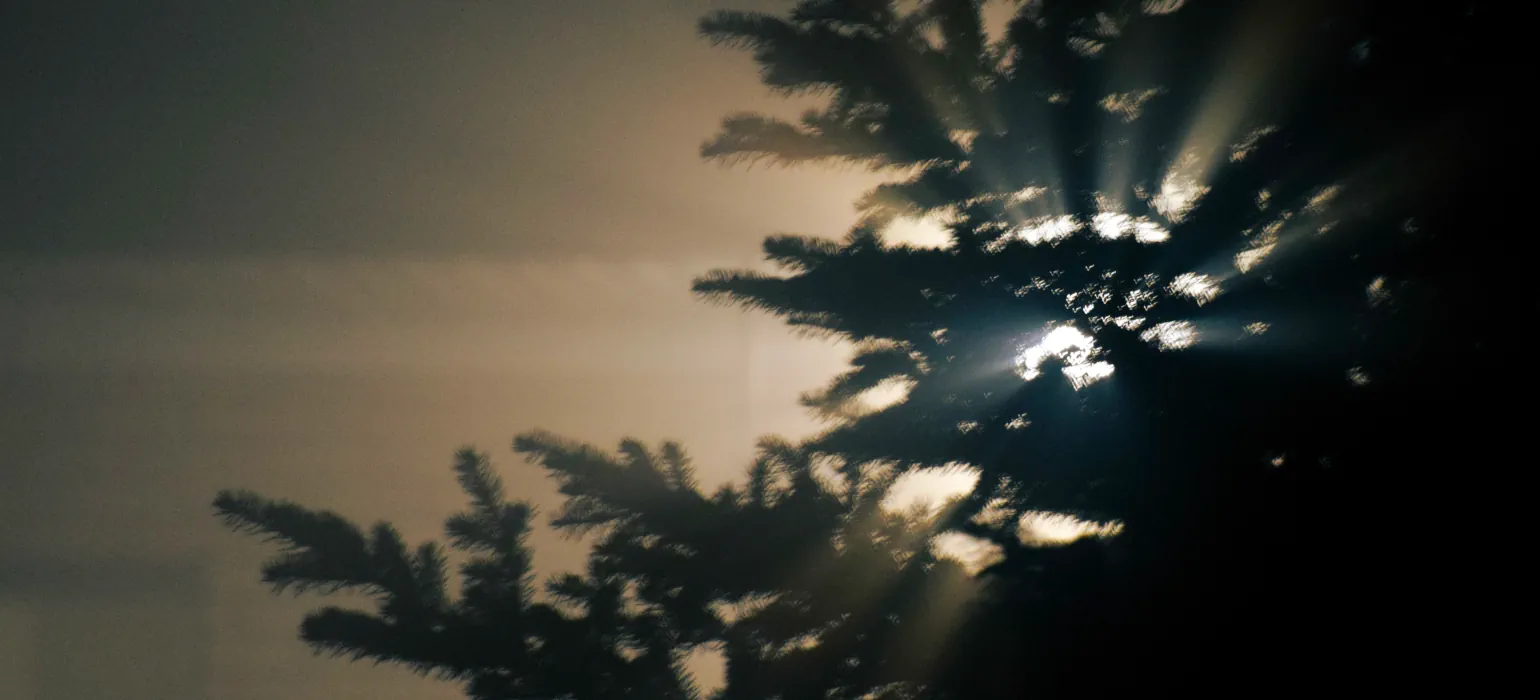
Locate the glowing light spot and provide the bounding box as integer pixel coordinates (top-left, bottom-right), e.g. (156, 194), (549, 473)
(949, 129), (979, 150)
(1367, 276), (1391, 307)
(1235, 243), (1276, 273)
(1093, 212), (1131, 239)
(1134, 219), (1170, 243)
(1068, 37), (1107, 57)
(1019, 511), (1125, 544)
(1010, 186), (1047, 203)
(885, 216), (954, 249)
(1015, 326), (1115, 387)
(1244, 321), (1271, 335)
(1256, 188), (1272, 210)
(1347, 367), (1371, 386)
(957, 420), (982, 434)
(1100, 88), (1164, 122)
(1111, 315), (1148, 330)
(1141, 320), (1197, 350)
(883, 464), (980, 515)
(1151, 175), (1209, 223)
(1006, 215), (1082, 245)
(1092, 212), (1170, 243)
(1005, 414), (1031, 430)
(1063, 361), (1116, 389)
(1230, 125), (1278, 162)
(1125, 287), (1159, 311)
(1270, 454), (1287, 468)
(1168, 272), (1219, 305)
(1016, 326), (1092, 378)
(932, 532), (1004, 575)
(1307, 185), (1341, 213)
(860, 378), (914, 411)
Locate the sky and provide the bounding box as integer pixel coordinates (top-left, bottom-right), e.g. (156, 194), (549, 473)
(0, 2), (907, 698)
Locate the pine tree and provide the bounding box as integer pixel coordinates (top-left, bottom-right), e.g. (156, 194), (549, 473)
(688, 0), (1515, 692)
(218, 1), (1518, 697)
(215, 448), (703, 700)
(217, 437), (990, 700)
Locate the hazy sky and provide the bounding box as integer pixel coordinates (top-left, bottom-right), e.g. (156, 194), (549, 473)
(0, 2), (900, 698)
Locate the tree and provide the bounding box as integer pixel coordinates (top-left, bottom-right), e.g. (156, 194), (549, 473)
(217, 436), (996, 700)
(215, 448), (702, 700)
(689, 0), (1516, 693)
(218, 1), (1518, 697)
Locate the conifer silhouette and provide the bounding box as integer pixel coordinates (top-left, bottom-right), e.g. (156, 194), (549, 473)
(218, 1), (1516, 697)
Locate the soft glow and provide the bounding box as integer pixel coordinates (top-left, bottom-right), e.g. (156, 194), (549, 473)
(1367, 276), (1391, 307)
(882, 464), (981, 515)
(1011, 215), (1082, 245)
(1092, 212), (1131, 239)
(1062, 361), (1116, 389)
(860, 378), (914, 412)
(1009, 186), (1048, 203)
(1016, 326), (1088, 376)
(1092, 212), (1170, 243)
(1141, 320), (1197, 350)
(1306, 184), (1341, 213)
(1235, 242), (1276, 273)
(1151, 174), (1209, 223)
(1015, 325), (1115, 388)
(1124, 287), (1159, 312)
(1134, 218), (1171, 243)
(885, 215), (955, 249)
(1100, 87), (1165, 122)
(931, 531), (1005, 575)
(1230, 125), (1278, 162)
(1168, 272), (1220, 305)
(1110, 315), (1148, 330)
(948, 129), (979, 151)
(880, 469), (1123, 573)
(1019, 511), (1125, 544)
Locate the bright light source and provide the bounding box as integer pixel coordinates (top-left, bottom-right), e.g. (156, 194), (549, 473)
(1092, 212), (1171, 243)
(1014, 325), (1115, 387)
(1152, 174), (1208, 222)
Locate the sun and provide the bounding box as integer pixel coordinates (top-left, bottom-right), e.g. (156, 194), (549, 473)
(1015, 325), (1116, 388)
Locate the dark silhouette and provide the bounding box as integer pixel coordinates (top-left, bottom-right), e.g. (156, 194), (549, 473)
(216, 447), (701, 700)
(691, 0), (1516, 694)
(217, 1), (1519, 698)
(216, 436), (974, 700)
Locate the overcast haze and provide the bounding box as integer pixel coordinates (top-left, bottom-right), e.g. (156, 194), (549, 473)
(0, 2), (895, 698)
